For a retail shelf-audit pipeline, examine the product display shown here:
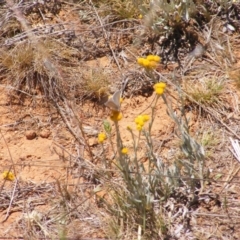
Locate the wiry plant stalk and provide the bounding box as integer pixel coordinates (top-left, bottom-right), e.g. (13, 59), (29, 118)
(162, 92), (206, 191)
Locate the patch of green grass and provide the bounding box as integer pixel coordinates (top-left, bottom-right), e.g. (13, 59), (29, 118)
(199, 129), (220, 159)
(200, 131), (219, 148)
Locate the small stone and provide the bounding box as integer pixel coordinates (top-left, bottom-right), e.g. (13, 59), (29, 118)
(39, 129), (51, 139)
(25, 130), (36, 140)
(88, 137), (97, 146)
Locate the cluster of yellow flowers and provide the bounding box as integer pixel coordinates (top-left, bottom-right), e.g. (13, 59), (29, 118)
(137, 55), (161, 69)
(2, 170), (15, 181)
(134, 114), (150, 131)
(153, 82), (166, 95)
(98, 132), (107, 143)
(121, 147), (129, 155)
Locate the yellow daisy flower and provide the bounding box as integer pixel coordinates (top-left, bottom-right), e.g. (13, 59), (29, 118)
(153, 82), (166, 95)
(137, 57), (145, 66)
(2, 171), (15, 181)
(98, 132), (107, 143)
(135, 116), (145, 126)
(148, 60), (157, 69)
(137, 55), (160, 69)
(136, 124), (143, 131)
(142, 114), (150, 122)
(154, 82), (166, 89)
(142, 59), (151, 68)
(146, 55), (161, 62)
(155, 87), (165, 95)
(121, 147), (129, 154)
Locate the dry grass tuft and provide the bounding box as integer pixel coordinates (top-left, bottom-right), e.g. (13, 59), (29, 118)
(184, 77), (225, 107)
(0, 39), (79, 94)
(81, 68), (110, 101)
(93, 0), (139, 19)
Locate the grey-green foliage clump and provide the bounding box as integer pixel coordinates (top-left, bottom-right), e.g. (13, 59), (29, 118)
(133, 0), (201, 34)
(133, 0), (237, 35)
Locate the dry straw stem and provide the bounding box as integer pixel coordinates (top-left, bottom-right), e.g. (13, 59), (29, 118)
(89, 0), (122, 72)
(1, 178), (18, 223)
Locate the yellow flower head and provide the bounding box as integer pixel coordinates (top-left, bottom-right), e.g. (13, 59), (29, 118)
(142, 114), (150, 122)
(136, 124), (143, 131)
(98, 132), (107, 143)
(110, 110), (123, 122)
(142, 59), (151, 68)
(135, 115), (150, 126)
(121, 147), (129, 154)
(153, 82), (166, 95)
(137, 58), (149, 68)
(135, 114), (150, 131)
(147, 55), (161, 63)
(135, 115), (145, 126)
(148, 61), (157, 69)
(137, 55), (160, 69)
(146, 55), (155, 61)
(2, 171), (15, 181)
(154, 82), (166, 89)
(155, 87), (165, 95)
(137, 57), (145, 66)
